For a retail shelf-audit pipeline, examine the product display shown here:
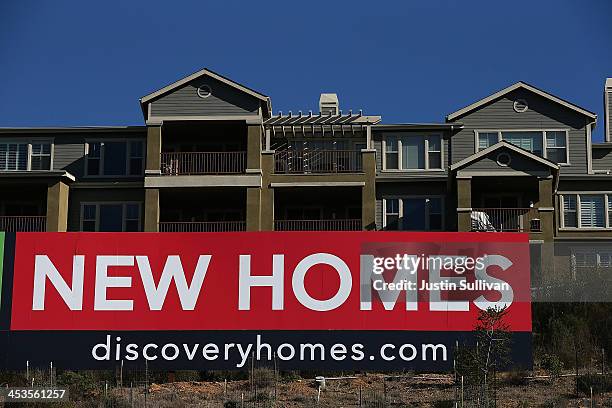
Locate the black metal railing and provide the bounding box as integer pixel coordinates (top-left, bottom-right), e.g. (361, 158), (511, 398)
(274, 150), (362, 173)
(159, 221), (247, 232)
(471, 208), (541, 232)
(274, 219), (362, 231)
(0, 216), (46, 232)
(161, 152), (247, 175)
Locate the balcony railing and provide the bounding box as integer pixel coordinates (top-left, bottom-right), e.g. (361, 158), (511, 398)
(0, 216), (46, 232)
(471, 208), (541, 232)
(275, 219), (362, 231)
(159, 221), (246, 232)
(161, 152), (247, 175)
(274, 150), (362, 173)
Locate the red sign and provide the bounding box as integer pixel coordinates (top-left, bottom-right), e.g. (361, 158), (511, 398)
(10, 232), (531, 332)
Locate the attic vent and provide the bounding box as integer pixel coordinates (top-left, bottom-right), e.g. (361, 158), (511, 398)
(319, 93), (339, 115)
(197, 85), (211, 98)
(513, 99), (528, 113)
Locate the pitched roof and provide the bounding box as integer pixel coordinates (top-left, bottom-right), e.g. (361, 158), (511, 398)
(449, 140), (560, 171)
(446, 81), (597, 121)
(139, 68), (271, 116)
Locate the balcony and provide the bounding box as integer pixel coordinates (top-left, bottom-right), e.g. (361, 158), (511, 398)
(161, 152), (247, 175)
(275, 219), (362, 231)
(274, 150), (362, 174)
(159, 221), (246, 232)
(0, 216), (46, 232)
(471, 208), (541, 232)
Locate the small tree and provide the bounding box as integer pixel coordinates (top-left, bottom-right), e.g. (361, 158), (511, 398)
(457, 306), (511, 407)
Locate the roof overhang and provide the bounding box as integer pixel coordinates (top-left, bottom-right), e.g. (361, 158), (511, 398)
(446, 81), (597, 122)
(450, 140), (560, 172)
(373, 123), (463, 131)
(139, 68), (272, 119)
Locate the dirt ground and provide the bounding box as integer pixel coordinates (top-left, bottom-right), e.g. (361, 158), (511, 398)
(114, 372), (612, 407)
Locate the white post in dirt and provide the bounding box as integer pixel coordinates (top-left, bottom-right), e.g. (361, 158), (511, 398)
(26, 361), (29, 382)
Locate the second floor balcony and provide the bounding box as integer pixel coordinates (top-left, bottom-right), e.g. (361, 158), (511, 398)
(274, 149), (363, 174)
(161, 151), (247, 175)
(471, 208), (541, 233)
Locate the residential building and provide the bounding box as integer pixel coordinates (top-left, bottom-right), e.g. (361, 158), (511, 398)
(1, 69), (611, 279)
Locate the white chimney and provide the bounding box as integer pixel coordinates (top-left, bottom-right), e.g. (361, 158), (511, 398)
(605, 78), (612, 142)
(319, 93), (339, 115)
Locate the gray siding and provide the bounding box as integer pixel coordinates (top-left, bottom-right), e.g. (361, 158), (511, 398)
(150, 76), (261, 117)
(592, 146), (612, 172)
(449, 88), (589, 174)
(68, 187), (145, 231)
(53, 134), (85, 175)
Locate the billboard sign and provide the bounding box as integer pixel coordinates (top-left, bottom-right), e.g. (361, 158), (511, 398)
(0, 232), (531, 370)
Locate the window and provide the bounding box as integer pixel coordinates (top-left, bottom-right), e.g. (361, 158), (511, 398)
(478, 132), (498, 151)
(86, 142), (101, 175)
(30, 142), (52, 170)
(384, 199), (400, 230)
(383, 134), (442, 170)
(80, 203), (142, 232)
(501, 131), (543, 156)
(562, 195), (577, 228)
(561, 194), (612, 229)
(545, 131), (568, 164)
(428, 135), (442, 168)
(580, 195), (605, 228)
(573, 251), (612, 268)
(384, 136), (399, 169)
(384, 197), (443, 231)
(129, 140), (144, 176)
(86, 140), (144, 176)
(0, 140), (51, 171)
(475, 130), (569, 164)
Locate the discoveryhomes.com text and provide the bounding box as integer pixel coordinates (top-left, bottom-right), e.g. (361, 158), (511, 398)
(91, 334), (448, 368)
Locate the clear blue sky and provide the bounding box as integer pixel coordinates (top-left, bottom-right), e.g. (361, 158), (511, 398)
(1, 0), (611, 139)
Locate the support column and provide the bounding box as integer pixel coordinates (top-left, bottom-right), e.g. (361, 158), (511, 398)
(247, 125), (262, 171)
(46, 180), (69, 232)
(144, 189), (160, 232)
(456, 177), (472, 232)
(537, 177), (554, 242)
(362, 149), (376, 231)
(260, 151), (275, 231)
(246, 187), (261, 231)
(146, 125), (162, 174)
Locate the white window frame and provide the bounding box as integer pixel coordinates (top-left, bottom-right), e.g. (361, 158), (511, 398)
(559, 192), (612, 230)
(382, 196), (445, 231)
(382, 134), (444, 171)
(79, 202), (142, 232)
(0, 138), (54, 171)
(473, 129), (570, 165)
(84, 139), (145, 177)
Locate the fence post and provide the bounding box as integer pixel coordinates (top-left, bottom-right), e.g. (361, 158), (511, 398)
(120, 360), (124, 387)
(461, 376), (464, 408)
(26, 361), (29, 382)
(130, 382), (133, 408)
(575, 342), (579, 396)
(49, 362), (53, 387)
